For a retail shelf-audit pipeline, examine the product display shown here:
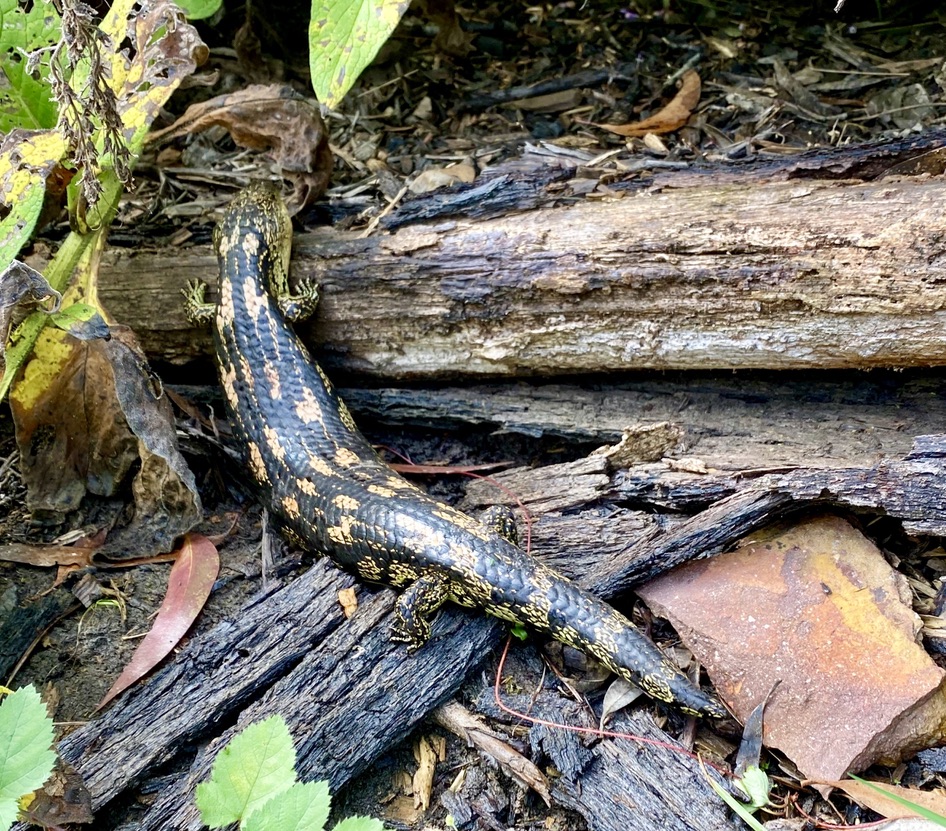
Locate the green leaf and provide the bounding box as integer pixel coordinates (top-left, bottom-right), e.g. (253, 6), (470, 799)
(49, 302), (110, 341)
(734, 766), (770, 810)
(0, 0), (61, 131)
(509, 624), (528, 641)
(0, 686), (56, 826)
(195, 715), (298, 829)
(173, 0), (223, 20)
(243, 780), (331, 831)
(332, 816), (385, 831)
(308, 0), (410, 107)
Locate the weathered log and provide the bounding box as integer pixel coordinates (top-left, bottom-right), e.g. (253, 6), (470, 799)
(95, 172), (946, 378)
(382, 127), (946, 227)
(461, 434), (946, 595)
(339, 369), (946, 469)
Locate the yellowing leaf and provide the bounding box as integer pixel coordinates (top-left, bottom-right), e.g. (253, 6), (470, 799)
(8, 312), (76, 413)
(309, 0), (410, 107)
(99, 0), (207, 154)
(2, 1), (205, 402)
(0, 129), (68, 264)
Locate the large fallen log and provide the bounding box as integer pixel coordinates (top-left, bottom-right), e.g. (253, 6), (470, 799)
(92, 145), (946, 378)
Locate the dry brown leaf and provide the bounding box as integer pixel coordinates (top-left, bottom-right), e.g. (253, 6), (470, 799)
(416, 0), (473, 57)
(12, 335), (140, 519)
(97, 534), (219, 709)
(18, 759), (94, 828)
(0, 542), (94, 568)
(593, 70), (701, 137)
(11, 325), (202, 558)
(812, 779), (946, 821)
(149, 84), (332, 211)
(600, 677), (644, 729)
(639, 514), (946, 780)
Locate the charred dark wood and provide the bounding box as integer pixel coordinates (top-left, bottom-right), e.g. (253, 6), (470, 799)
(0, 588), (77, 682)
(475, 680), (734, 831)
(172, 368), (946, 476)
(24, 425), (946, 828)
(132, 589), (504, 831)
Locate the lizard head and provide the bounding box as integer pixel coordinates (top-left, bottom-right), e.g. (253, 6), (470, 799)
(213, 182), (293, 298)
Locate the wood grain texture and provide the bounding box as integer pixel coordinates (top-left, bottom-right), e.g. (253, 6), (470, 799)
(97, 176), (946, 378)
(341, 370), (946, 469)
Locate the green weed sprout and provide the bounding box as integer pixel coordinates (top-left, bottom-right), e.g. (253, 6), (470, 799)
(196, 714), (384, 831)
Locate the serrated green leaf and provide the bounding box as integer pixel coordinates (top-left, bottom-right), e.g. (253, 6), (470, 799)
(308, 0), (410, 107)
(0, 686), (56, 814)
(195, 715), (298, 829)
(0, 0), (61, 131)
(242, 780), (331, 831)
(332, 815), (385, 831)
(174, 0), (223, 20)
(0, 801), (17, 828)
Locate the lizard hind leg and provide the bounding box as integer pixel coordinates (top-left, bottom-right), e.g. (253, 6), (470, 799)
(182, 280), (215, 325)
(392, 570), (452, 650)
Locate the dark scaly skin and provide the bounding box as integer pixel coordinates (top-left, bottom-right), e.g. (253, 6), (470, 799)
(184, 184), (726, 719)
